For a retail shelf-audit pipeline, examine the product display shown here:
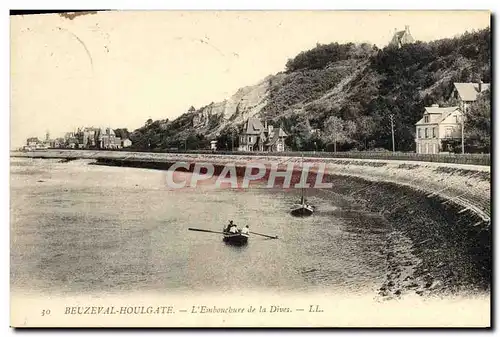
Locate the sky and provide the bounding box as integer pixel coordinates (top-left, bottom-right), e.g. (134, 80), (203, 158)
(10, 10), (490, 148)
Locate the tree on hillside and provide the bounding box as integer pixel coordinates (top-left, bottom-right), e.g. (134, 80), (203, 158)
(285, 42), (375, 72)
(184, 133), (209, 150)
(286, 115), (312, 151)
(216, 124), (240, 150)
(323, 116), (356, 152)
(466, 89), (491, 152)
(355, 116), (377, 150)
(114, 128), (130, 140)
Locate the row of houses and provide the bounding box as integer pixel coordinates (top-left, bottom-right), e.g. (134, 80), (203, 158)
(24, 127), (132, 151)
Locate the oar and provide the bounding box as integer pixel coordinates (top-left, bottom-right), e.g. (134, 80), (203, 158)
(189, 227), (278, 240)
(188, 228), (225, 234)
(250, 231), (279, 239)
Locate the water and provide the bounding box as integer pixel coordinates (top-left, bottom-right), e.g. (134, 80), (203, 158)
(10, 158), (389, 296)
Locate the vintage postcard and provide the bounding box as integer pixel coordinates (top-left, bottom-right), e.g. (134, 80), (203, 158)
(10, 10), (491, 328)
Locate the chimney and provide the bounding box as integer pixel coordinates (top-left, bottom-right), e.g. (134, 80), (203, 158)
(478, 79), (483, 92)
(405, 25), (410, 33)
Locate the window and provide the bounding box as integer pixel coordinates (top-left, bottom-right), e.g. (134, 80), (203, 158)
(248, 136), (252, 143)
(417, 128), (421, 139)
(424, 115), (429, 123)
(432, 127), (436, 138)
(424, 128), (428, 138)
(445, 128), (452, 138)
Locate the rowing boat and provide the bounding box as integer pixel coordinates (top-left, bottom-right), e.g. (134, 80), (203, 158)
(222, 231), (249, 245)
(290, 203), (315, 217)
(188, 227), (276, 243)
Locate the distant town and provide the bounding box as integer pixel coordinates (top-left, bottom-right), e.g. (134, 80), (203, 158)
(23, 127), (132, 151)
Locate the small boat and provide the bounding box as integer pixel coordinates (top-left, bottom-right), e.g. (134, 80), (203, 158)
(188, 227), (276, 244)
(222, 231), (250, 245)
(290, 154), (315, 217)
(290, 194), (315, 217)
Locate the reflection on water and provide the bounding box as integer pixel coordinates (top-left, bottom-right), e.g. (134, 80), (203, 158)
(10, 158), (389, 296)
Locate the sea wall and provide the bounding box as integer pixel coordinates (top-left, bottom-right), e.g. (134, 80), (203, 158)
(11, 150), (490, 222)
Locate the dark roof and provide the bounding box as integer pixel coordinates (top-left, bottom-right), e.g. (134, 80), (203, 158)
(243, 117), (264, 135)
(391, 28), (414, 45)
(266, 135), (278, 146)
(265, 127), (287, 146)
(240, 118), (288, 147)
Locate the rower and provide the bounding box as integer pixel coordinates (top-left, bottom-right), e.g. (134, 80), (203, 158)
(225, 220), (234, 232)
(229, 224), (238, 233)
(241, 225), (249, 235)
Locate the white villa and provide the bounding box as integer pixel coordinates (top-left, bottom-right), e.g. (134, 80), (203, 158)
(415, 105), (462, 154)
(415, 81), (490, 154)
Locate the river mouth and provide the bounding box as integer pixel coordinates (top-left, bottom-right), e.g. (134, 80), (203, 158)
(10, 157), (491, 299)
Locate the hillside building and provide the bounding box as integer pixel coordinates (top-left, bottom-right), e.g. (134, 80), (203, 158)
(237, 117), (287, 152)
(389, 25), (415, 48)
(98, 127), (122, 149)
(76, 127), (100, 148)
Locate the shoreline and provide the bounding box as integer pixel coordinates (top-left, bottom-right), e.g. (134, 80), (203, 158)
(10, 149), (490, 221)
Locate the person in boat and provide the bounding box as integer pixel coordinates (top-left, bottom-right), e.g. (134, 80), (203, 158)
(304, 198), (315, 209)
(229, 224), (238, 234)
(241, 225), (249, 235)
(225, 220), (234, 232)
